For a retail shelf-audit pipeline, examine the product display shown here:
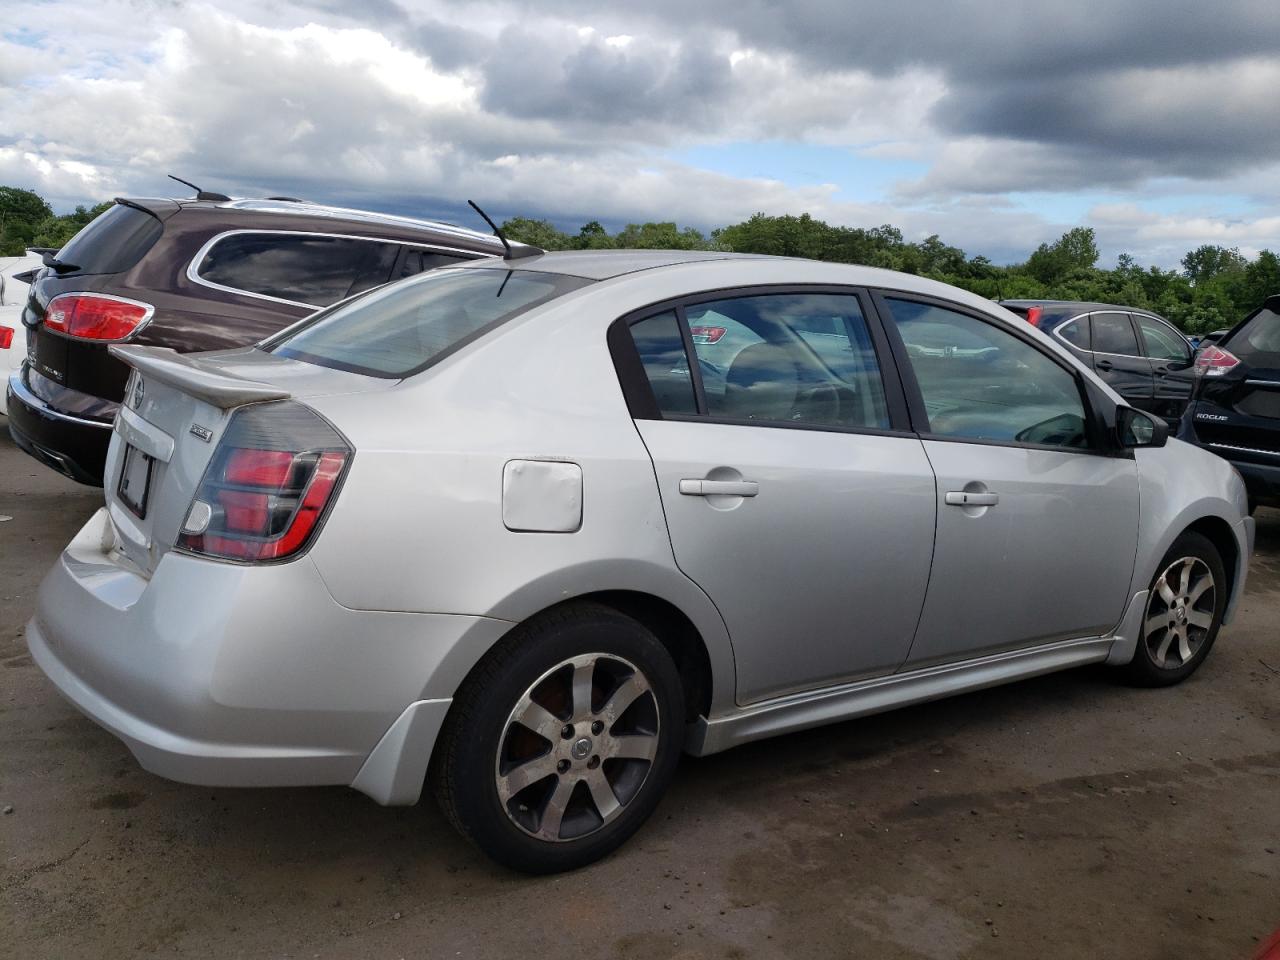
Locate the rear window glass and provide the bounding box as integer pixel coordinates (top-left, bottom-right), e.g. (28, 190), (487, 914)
(1226, 307), (1280, 366)
(56, 203), (163, 276)
(197, 233), (400, 306)
(270, 267), (592, 378)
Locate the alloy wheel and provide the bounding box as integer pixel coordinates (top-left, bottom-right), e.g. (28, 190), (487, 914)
(495, 653), (660, 842)
(1143, 556), (1216, 669)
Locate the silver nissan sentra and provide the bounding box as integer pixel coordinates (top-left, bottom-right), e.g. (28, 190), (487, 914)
(27, 249), (1253, 872)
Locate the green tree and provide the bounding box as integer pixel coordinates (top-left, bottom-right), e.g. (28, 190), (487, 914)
(1241, 250), (1280, 307)
(613, 221), (711, 250)
(498, 217), (575, 250)
(1181, 244), (1246, 286)
(1024, 227), (1099, 284)
(574, 220), (614, 249)
(0, 186), (55, 255)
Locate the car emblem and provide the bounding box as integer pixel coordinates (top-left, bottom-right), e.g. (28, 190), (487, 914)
(189, 423), (213, 442)
(129, 376), (145, 410)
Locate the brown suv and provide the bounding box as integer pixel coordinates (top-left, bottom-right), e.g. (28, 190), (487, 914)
(7, 196), (502, 483)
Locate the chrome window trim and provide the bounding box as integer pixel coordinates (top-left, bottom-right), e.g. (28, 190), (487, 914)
(1053, 309), (1182, 362)
(186, 229), (488, 309)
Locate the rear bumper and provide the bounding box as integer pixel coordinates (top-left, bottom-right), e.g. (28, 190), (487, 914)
(7, 370), (112, 485)
(28, 508), (512, 803)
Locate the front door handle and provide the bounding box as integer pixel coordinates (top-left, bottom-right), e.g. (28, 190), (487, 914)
(945, 491), (999, 507)
(1095, 359), (1114, 371)
(680, 479), (759, 497)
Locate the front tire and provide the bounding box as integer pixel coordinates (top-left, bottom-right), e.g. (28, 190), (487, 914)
(1121, 531), (1226, 687)
(431, 602), (684, 873)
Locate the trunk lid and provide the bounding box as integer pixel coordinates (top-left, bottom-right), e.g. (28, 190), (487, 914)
(102, 345), (389, 576)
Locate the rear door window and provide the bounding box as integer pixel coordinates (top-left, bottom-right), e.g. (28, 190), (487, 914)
(630, 312), (696, 414)
(634, 292), (890, 430)
(56, 203), (163, 276)
(195, 233), (400, 306)
(1091, 312), (1141, 356)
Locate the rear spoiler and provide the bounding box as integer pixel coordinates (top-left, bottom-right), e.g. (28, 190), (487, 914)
(110, 345), (290, 409)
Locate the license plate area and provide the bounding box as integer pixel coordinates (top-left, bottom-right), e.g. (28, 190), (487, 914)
(117, 443), (154, 519)
(33, 328), (68, 384)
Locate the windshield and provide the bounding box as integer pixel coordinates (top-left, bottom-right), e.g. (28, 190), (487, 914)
(270, 267), (592, 378)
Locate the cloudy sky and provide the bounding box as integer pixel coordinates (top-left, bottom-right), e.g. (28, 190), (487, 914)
(3, 0), (1279, 265)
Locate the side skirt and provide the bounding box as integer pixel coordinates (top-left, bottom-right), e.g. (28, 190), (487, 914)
(685, 634), (1119, 757)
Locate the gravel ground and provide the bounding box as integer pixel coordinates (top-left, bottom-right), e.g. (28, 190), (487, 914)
(1, 425), (1277, 959)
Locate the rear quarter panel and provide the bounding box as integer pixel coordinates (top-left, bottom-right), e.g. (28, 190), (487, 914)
(303, 277), (739, 713)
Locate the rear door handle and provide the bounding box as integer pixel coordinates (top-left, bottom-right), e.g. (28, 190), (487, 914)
(945, 491), (999, 507)
(1095, 360), (1114, 371)
(680, 479), (759, 497)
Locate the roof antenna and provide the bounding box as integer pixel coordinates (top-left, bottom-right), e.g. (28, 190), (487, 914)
(467, 200), (543, 260)
(168, 174), (231, 202)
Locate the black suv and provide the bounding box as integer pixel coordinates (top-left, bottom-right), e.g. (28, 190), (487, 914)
(1179, 294), (1280, 508)
(7, 196), (502, 484)
(1000, 300), (1196, 423)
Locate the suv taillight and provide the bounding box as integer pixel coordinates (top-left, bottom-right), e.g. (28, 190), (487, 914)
(44, 293), (153, 341)
(177, 402), (352, 563)
(1193, 344), (1240, 377)
(1025, 306), (1043, 327)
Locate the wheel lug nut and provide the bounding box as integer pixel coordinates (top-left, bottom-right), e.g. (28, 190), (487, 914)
(591, 720), (604, 735)
(587, 756), (600, 769)
(560, 724), (574, 739)
(556, 759), (570, 774)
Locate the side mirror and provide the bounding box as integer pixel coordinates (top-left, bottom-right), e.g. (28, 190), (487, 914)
(1117, 406), (1168, 449)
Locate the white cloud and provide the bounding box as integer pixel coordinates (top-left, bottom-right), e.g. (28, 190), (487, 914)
(0, 0), (1276, 267)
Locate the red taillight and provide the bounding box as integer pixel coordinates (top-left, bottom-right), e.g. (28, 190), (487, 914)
(1193, 344), (1240, 377)
(1025, 306), (1043, 327)
(176, 402), (351, 563)
(44, 293), (152, 341)
(224, 449), (296, 487)
(690, 325), (727, 344)
(0, 326), (13, 350)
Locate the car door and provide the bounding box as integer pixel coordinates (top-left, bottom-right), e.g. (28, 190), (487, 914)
(612, 288), (937, 704)
(1134, 312), (1196, 423)
(876, 294), (1140, 668)
(1089, 311), (1155, 411)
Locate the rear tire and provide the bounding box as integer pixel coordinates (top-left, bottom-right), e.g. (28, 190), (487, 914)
(430, 602), (684, 873)
(1120, 531), (1226, 687)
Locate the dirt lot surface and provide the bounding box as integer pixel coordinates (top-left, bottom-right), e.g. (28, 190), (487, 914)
(1, 426), (1277, 959)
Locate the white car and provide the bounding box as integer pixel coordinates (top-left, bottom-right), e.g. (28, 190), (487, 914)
(28, 250), (1253, 872)
(0, 252), (40, 416)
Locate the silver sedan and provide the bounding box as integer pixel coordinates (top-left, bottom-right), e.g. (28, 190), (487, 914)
(27, 250), (1253, 872)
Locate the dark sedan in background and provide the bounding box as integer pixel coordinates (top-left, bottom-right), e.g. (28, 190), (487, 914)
(1001, 300), (1196, 424)
(7, 194), (502, 484)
